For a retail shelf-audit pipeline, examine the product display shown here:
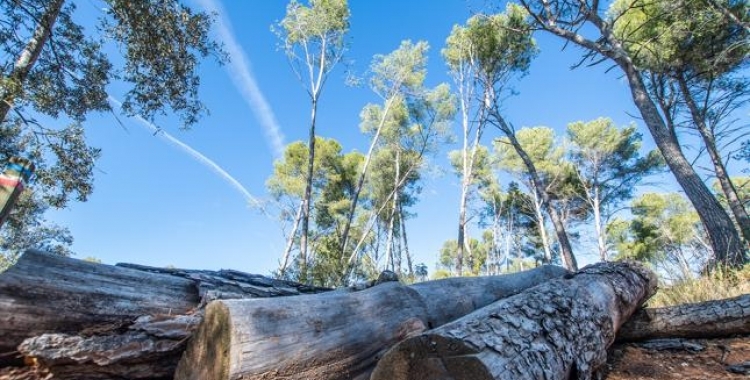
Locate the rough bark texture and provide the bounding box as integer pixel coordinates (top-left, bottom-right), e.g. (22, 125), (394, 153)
(370, 261), (657, 380)
(0, 250), (327, 379)
(617, 294), (750, 342)
(174, 265), (569, 380)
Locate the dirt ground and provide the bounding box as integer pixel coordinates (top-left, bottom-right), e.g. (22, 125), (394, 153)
(606, 336), (750, 380)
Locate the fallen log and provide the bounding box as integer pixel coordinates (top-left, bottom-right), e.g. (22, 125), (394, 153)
(0, 250), (327, 378)
(174, 265), (569, 380)
(617, 293), (750, 342)
(370, 261), (657, 380)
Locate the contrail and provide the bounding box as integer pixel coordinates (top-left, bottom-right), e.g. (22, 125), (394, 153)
(108, 96), (262, 207)
(194, 0), (286, 159)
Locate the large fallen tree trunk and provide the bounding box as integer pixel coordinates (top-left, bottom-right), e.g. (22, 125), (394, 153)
(370, 261), (657, 380)
(0, 250), (327, 378)
(174, 265), (569, 380)
(617, 293), (750, 342)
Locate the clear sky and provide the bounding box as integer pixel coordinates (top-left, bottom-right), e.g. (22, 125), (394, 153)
(47, 0), (679, 275)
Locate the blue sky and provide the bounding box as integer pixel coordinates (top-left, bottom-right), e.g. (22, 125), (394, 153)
(47, 0), (679, 275)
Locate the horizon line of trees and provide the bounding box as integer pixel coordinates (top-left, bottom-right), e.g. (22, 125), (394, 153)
(0, 0), (748, 283)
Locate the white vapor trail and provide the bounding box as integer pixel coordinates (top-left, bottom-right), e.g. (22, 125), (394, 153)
(108, 96), (262, 207)
(194, 0), (286, 159)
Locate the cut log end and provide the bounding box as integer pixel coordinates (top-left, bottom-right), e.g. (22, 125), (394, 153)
(369, 335), (491, 380)
(174, 303), (231, 380)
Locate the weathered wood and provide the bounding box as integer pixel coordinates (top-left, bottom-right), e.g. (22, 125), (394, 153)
(617, 294), (750, 342)
(370, 261), (657, 380)
(174, 265), (569, 380)
(0, 250), (327, 378)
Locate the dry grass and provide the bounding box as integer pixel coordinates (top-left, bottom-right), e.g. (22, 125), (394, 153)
(647, 264), (750, 307)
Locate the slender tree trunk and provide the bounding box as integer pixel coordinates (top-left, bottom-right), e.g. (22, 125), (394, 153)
(385, 150), (401, 272)
(279, 202), (304, 276)
(593, 188), (608, 261)
(615, 59), (745, 268)
(456, 97), (474, 276)
(0, 0), (65, 125)
(677, 75), (750, 248)
(531, 187), (553, 264)
(399, 202), (414, 277)
(299, 97), (319, 283)
(339, 98), (396, 256)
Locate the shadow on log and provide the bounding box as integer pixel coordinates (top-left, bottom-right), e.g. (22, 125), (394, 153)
(617, 293), (750, 342)
(0, 250), (328, 379)
(370, 261), (657, 380)
(173, 265), (569, 380)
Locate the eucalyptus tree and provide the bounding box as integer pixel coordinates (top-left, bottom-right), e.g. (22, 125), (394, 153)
(494, 126), (578, 269)
(0, 0), (222, 263)
(567, 117), (664, 261)
(275, 0), (350, 280)
(611, 0), (750, 248)
(516, 0), (747, 267)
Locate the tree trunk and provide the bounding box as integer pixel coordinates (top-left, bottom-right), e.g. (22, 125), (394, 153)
(370, 261), (657, 380)
(531, 187), (553, 264)
(593, 188), (608, 261)
(339, 97), (395, 256)
(677, 75), (750, 248)
(385, 150), (401, 272)
(174, 265), (569, 380)
(299, 97), (320, 282)
(617, 293), (750, 342)
(0, 0), (64, 125)
(399, 202), (414, 277)
(520, 0), (746, 268)
(279, 201), (304, 276)
(0, 250), (327, 378)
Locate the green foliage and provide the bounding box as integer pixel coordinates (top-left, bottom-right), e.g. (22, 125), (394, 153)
(611, 192), (705, 275)
(442, 3), (537, 85)
(267, 137), (366, 287)
(610, 0), (749, 77)
(276, 0), (349, 90)
(0, 0), (222, 265)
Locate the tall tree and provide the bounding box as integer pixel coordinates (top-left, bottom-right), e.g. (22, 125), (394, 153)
(339, 40), (429, 259)
(444, 4), (543, 273)
(611, 0), (750, 248)
(495, 126), (578, 269)
(567, 117), (664, 261)
(276, 0), (350, 281)
(0, 0), (222, 264)
(518, 0), (748, 268)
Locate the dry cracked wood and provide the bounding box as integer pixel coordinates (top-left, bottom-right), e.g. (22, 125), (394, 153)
(370, 261), (657, 380)
(0, 250), (327, 379)
(174, 265), (569, 380)
(618, 293), (750, 342)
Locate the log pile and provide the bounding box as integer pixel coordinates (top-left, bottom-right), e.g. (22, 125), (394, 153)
(0, 249), (748, 380)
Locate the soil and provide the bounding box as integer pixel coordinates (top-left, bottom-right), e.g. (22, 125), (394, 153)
(606, 336), (750, 380)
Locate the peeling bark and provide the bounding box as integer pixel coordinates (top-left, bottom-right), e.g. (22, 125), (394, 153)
(370, 261), (656, 380)
(618, 294), (750, 342)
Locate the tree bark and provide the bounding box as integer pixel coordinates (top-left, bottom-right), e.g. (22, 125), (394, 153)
(174, 265), (569, 380)
(617, 293), (750, 342)
(299, 97), (319, 283)
(370, 261), (657, 380)
(0, 250), (327, 378)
